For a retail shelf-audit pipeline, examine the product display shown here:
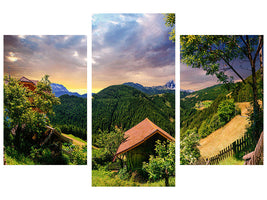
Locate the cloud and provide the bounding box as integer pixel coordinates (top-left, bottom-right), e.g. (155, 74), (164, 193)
(4, 35), (87, 92)
(92, 13), (175, 92)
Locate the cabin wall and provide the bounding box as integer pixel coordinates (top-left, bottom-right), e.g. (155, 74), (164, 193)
(126, 133), (168, 171)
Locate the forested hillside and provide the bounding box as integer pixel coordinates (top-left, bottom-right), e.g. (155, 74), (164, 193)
(48, 95), (87, 140)
(181, 70), (263, 140)
(92, 85), (175, 144)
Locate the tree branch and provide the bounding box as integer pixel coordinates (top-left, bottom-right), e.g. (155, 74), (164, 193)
(220, 56), (246, 84)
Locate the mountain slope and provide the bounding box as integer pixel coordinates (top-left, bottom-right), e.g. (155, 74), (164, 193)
(92, 85), (175, 142)
(198, 102), (251, 158)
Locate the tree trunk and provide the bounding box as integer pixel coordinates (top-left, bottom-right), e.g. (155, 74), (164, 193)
(259, 36), (263, 103)
(251, 62), (260, 139)
(259, 36), (263, 84)
(165, 176), (169, 186)
(165, 169), (169, 186)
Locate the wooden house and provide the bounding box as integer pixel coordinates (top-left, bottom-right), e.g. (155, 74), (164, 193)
(114, 118), (175, 170)
(19, 76), (38, 91)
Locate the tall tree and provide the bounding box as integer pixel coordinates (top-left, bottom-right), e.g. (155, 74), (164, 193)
(4, 75), (60, 149)
(180, 35), (263, 138)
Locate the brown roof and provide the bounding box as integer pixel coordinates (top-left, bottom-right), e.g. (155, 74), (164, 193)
(19, 76), (38, 85)
(114, 118), (175, 157)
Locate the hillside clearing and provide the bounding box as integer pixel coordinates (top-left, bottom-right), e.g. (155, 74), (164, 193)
(198, 102), (251, 158)
(62, 133), (87, 146)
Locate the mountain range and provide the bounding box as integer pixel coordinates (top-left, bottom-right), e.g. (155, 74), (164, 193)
(51, 83), (87, 98)
(123, 80), (175, 95)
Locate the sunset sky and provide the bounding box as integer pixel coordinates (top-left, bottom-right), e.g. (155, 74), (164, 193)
(92, 13), (175, 93)
(181, 54), (258, 91)
(4, 35), (87, 94)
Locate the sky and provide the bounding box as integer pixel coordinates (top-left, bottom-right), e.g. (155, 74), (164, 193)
(4, 35), (87, 94)
(180, 50), (260, 91)
(92, 13), (175, 93)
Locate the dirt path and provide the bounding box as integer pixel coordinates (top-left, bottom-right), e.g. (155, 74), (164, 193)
(198, 102), (251, 158)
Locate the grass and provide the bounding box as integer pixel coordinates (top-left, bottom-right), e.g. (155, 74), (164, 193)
(92, 169), (175, 187)
(4, 147), (36, 165)
(195, 100), (213, 110)
(62, 133), (87, 146)
(218, 156), (244, 165)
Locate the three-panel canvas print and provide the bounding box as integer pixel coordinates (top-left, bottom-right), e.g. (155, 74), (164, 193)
(2, 14), (264, 187)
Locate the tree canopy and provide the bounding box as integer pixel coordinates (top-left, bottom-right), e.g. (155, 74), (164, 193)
(4, 75), (60, 150)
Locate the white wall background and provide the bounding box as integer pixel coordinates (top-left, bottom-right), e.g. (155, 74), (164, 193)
(0, 0), (266, 200)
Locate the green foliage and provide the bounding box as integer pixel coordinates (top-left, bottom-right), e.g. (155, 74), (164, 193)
(4, 146), (37, 165)
(164, 13), (175, 43)
(218, 99), (236, 124)
(70, 145), (87, 165)
(93, 128), (125, 168)
(33, 75), (60, 115)
(180, 129), (200, 165)
(92, 169), (175, 186)
(118, 167), (131, 181)
(180, 35), (263, 138)
(4, 76), (32, 127)
(143, 140), (175, 186)
(4, 75), (60, 152)
(231, 70), (263, 102)
(48, 95), (87, 140)
(198, 114), (224, 138)
(92, 85), (175, 143)
(181, 91), (227, 138)
(180, 35), (253, 84)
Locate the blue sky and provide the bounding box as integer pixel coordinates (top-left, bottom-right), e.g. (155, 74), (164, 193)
(4, 35), (87, 94)
(92, 13), (175, 93)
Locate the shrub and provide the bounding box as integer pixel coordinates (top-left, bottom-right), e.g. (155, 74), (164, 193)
(180, 129), (200, 165)
(218, 99), (236, 124)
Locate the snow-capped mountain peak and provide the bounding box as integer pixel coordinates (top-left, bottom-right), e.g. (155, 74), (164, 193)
(165, 80), (175, 90)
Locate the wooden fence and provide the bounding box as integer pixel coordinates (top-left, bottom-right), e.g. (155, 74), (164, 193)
(206, 134), (253, 165)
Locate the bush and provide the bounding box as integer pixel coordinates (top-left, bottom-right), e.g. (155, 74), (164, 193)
(118, 167), (131, 180)
(218, 99), (236, 124)
(70, 145), (87, 165)
(180, 129), (200, 165)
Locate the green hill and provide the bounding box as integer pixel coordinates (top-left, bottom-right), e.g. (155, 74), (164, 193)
(92, 85), (175, 144)
(48, 94), (87, 140)
(180, 70), (263, 139)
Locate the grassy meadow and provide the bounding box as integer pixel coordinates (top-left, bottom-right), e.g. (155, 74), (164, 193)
(92, 169), (175, 187)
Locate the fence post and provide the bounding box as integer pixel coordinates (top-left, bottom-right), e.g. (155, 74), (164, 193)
(233, 141), (237, 154)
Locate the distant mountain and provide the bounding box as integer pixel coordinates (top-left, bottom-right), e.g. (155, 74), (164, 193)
(165, 80), (175, 90)
(180, 89), (194, 93)
(123, 80), (175, 95)
(180, 89), (195, 98)
(51, 83), (87, 98)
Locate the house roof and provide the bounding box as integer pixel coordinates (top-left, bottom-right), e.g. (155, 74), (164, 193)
(19, 76), (38, 85)
(114, 118), (175, 158)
